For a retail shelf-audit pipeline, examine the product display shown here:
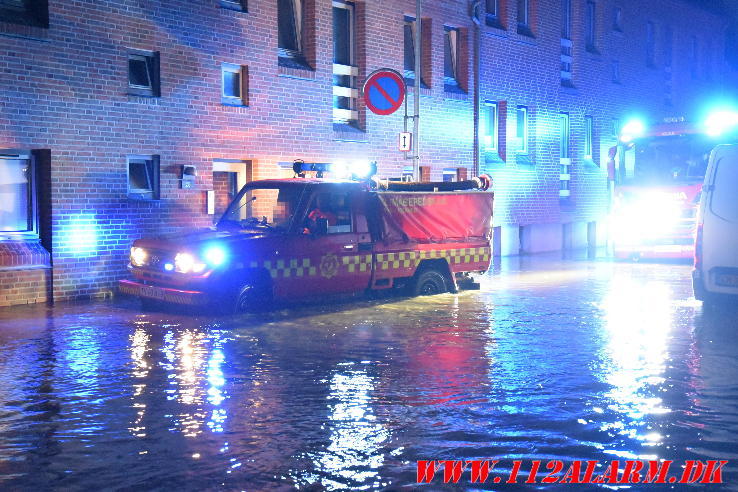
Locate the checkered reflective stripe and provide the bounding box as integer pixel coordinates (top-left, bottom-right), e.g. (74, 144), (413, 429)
(342, 254), (372, 273)
(377, 247), (491, 271)
(247, 256), (373, 278)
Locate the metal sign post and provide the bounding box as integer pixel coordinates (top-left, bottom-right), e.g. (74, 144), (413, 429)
(412, 0), (422, 180)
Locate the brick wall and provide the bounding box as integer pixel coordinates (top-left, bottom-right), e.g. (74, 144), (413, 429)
(0, 0), (733, 305)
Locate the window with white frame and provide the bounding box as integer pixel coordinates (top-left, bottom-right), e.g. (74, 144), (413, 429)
(612, 6), (622, 31)
(560, 0), (572, 84)
(0, 151), (36, 237)
(278, 0), (304, 63)
(486, 0), (501, 27)
(516, 106), (529, 153)
(127, 156), (160, 200)
(559, 113), (571, 198)
(484, 101), (499, 151)
(442, 168), (457, 182)
(333, 1), (358, 126)
(220, 0), (246, 11)
(517, 0), (531, 35)
(443, 26), (461, 91)
(128, 50), (160, 97)
(0, 0), (48, 27)
(585, 1), (596, 52)
(403, 16), (426, 87)
(690, 36), (698, 79)
(584, 115), (593, 158)
(646, 21), (655, 66)
(222, 63), (248, 106)
(611, 60), (620, 83)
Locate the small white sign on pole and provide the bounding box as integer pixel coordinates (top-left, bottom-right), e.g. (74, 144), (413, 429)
(399, 132), (412, 152)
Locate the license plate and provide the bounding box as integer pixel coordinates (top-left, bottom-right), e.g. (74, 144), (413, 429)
(716, 273), (738, 287)
(145, 285), (167, 300)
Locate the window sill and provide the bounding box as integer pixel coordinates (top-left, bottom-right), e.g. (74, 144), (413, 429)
(127, 193), (160, 201)
(0, 240), (51, 271)
(278, 62), (316, 80)
(128, 88), (160, 98)
(278, 55), (312, 71)
(516, 154), (534, 166)
(333, 123), (367, 142)
(485, 16), (505, 30)
(585, 46), (600, 55)
(221, 99), (248, 107)
(483, 150), (505, 166)
(516, 25), (534, 38)
(0, 19), (49, 40)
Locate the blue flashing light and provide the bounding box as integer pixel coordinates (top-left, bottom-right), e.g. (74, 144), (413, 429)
(292, 159), (377, 179)
(203, 245), (227, 267)
(619, 118), (646, 143)
(164, 262), (174, 271)
(704, 109), (738, 137)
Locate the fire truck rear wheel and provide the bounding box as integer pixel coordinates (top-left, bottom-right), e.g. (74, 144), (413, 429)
(411, 269), (448, 296)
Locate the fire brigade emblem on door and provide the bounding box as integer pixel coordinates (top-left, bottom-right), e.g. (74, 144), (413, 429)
(319, 253), (340, 279)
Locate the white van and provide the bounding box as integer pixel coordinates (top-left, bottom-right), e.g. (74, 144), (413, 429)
(693, 144), (738, 302)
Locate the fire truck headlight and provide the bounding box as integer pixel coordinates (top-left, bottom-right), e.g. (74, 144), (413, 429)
(203, 245), (227, 267)
(130, 247), (148, 267)
(174, 252), (196, 273)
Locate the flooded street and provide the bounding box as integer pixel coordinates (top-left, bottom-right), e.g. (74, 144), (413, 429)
(0, 255), (736, 490)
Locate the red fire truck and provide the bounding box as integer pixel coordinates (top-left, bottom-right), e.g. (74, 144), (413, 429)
(119, 162), (493, 312)
(611, 119), (712, 260)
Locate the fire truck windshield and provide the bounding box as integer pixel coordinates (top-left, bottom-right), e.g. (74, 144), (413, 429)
(629, 134), (710, 185)
(218, 183), (309, 232)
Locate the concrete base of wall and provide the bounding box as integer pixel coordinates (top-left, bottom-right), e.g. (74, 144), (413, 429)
(494, 220), (602, 257)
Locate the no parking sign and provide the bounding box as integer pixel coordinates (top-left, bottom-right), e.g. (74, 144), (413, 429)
(363, 69), (405, 116)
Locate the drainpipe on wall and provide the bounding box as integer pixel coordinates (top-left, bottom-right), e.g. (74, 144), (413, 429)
(470, 1), (482, 177)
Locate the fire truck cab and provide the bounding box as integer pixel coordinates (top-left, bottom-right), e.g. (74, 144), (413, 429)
(119, 163), (493, 312)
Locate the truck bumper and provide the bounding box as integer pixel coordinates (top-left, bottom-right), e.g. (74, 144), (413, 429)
(118, 279), (209, 306)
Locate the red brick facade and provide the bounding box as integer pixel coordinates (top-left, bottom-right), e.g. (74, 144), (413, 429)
(0, 0), (733, 306)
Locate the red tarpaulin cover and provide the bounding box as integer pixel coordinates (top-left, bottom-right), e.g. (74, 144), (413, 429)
(376, 191), (493, 244)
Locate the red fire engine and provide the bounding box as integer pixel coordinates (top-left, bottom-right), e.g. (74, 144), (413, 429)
(119, 162), (493, 312)
(611, 118), (712, 260)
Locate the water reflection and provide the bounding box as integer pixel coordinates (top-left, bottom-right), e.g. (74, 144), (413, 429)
(298, 365), (390, 490)
(597, 275), (674, 457)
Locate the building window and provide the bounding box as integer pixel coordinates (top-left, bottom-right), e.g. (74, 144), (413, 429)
(561, 0), (570, 39)
(333, 1), (358, 126)
(402, 165), (414, 181)
(516, 105), (528, 154)
(559, 114), (571, 199)
(611, 60), (620, 83)
(559, 113), (570, 159)
(612, 6), (622, 31)
(404, 16), (427, 88)
(584, 116), (593, 159)
(483, 101), (499, 151)
(486, 0), (502, 28)
(690, 36), (698, 79)
(278, 0), (306, 66)
(0, 151), (36, 237)
(128, 50), (160, 97)
(517, 0), (532, 35)
(127, 156), (160, 200)
(222, 64), (248, 106)
(220, 0), (246, 11)
(0, 0), (48, 28)
(646, 21), (655, 67)
(585, 1), (596, 52)
(443, 26), (462, 92)
(611, 118), (620, 139)
(442, 168), (457, 182)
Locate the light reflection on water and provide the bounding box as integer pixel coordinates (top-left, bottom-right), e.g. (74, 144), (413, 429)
(0, 257), (736, 489)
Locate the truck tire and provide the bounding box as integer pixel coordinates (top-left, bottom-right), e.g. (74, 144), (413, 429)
(410, 269), (448, 296)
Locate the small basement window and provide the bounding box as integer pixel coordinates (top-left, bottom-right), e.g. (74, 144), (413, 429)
(127, 155), (160, 200)
(222, 63), (248, 106)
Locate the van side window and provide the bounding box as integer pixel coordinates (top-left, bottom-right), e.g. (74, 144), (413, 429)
(710, 157), (738, 223)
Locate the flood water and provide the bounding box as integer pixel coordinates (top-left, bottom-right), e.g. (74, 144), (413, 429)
(0, 255), (737, 490)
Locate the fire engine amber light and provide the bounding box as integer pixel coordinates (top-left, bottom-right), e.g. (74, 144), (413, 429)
(131, 247), (148, 267)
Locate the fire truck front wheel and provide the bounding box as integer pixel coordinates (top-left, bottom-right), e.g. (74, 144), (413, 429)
(410, 269), (449, 296)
